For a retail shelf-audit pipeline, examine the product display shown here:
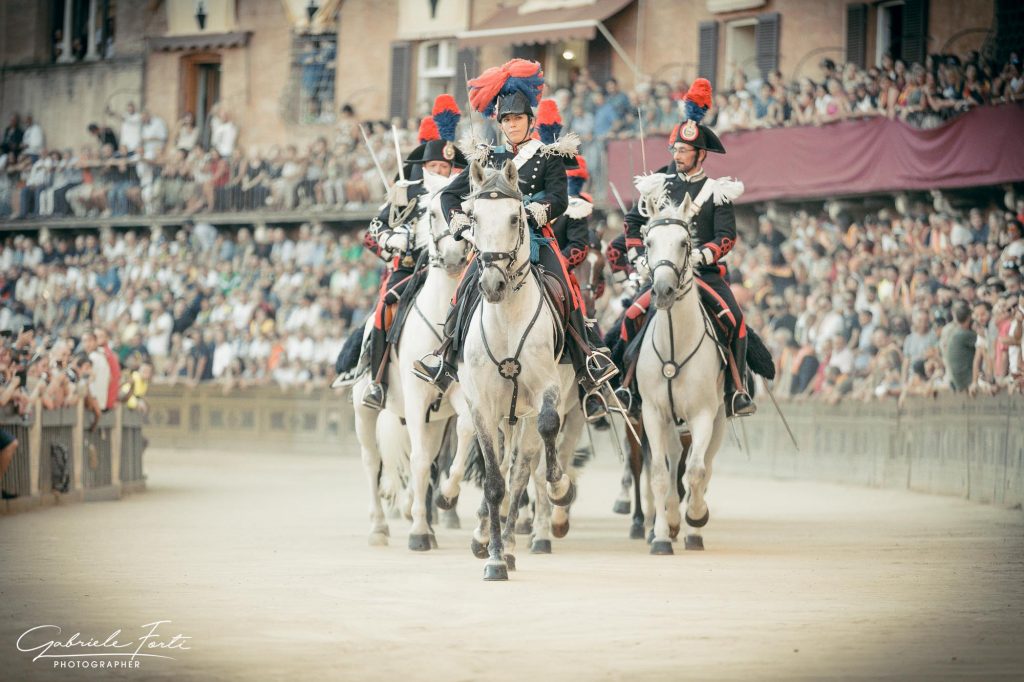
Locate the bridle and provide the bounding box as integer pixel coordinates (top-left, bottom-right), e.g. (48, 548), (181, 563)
(425, 195), (468, 272)
(467, 192), (532, 294)
(642, 216), (695, 302)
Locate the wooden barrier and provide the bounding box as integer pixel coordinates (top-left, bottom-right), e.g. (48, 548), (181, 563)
(0, 403), (147, 515)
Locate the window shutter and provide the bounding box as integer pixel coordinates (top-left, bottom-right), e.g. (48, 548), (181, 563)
(698, 21), (719, 88)
(455, 48), (477, 108)
(901, 0), (929, 65)
(389, 41), (412, 120)
(845, 3), (867, 69)
(755, 12), (780, 78)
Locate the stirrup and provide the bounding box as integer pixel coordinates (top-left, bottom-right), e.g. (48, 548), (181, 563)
(411, 354), (443, 383)
(584, 350), (618, 386)
(728, 391), (756, 418)
(361, 382), (386, 410)
(582, 389), (609, 423)
(612, 386), (634, 414)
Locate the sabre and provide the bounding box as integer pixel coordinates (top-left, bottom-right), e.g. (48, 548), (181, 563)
(608, 181), (629, 215)
(603, 384), (641, 444)
(359, 124), (391, 193)
(391, 124), (405, 182)
(763, 381), (801, 452)
(738, 414), (752, 458)
(605, 410), (628, 463)
(637, 106), (648, 172)
(728, 418), (743, 452)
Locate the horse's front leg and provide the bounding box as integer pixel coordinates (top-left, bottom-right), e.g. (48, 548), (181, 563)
(501, 424), (538, 572)
(539, 386), (573, 506)
(642, 401), (681, 555)
(550, 398), (584, 538)
(438, 411), (476, 510)
(405, 413), (445, 551)
(629, 415), (646, 540)
(682, 407), (726, 551)
(473, 410), (508, 581)
(353, 387), (388, 545)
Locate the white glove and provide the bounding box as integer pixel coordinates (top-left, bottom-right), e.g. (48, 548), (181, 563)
(384, 231), (409, 252)
(695, 247), (715, 267)
(450, 212), (472, 240)
(525, 201), (549, 228)
(632, 254), (650, 280)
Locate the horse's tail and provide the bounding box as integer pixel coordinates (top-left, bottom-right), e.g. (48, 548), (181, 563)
(434, 416), (458, 482)
(463, 438), (487, 488)
(746, 327), (776, 380)
(377, 411), (410, 501)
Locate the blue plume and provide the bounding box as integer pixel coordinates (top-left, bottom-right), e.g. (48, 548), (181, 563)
(433, 110), (460, 142)
(568, 176), (585, 196)
(684, 99), (707, 124)
(538, 122), (561, 144)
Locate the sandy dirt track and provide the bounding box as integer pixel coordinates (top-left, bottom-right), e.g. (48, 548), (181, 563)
(2, 445), (1023, 681)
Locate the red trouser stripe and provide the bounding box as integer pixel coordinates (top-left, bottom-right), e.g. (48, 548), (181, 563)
(696, 278), (736, 329)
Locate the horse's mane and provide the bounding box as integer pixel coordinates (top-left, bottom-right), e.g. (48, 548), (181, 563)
(465, 164), (522, 203)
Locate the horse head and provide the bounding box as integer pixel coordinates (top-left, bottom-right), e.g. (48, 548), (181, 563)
(424, 172), (470, 276)
(465, 159), (528, 303)
(634, 173), (695, 310)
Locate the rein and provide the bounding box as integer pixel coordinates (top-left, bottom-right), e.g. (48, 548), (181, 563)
(478, 287), (545, 426)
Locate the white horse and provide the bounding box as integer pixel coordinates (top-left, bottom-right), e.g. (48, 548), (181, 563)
(457, 159), (577, 581)
(635, 182), (728, 554)
(352, 176), (473, 548)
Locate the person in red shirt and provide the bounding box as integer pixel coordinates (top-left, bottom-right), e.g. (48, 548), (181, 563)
(96, 328), (121, 410)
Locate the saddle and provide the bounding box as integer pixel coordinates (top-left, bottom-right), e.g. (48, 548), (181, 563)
(449, 265), (568, 363)
(385, 250), (432, 347)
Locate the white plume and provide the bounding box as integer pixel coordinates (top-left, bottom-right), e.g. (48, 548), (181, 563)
(709, 177), (744, 205)
(540, 132), (581, 158)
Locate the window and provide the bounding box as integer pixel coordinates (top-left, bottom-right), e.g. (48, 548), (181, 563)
(725, 18), (759, 85)
(418, 40), (456, 109)
(876, 0), (904, 66)
(51, 0), (116, 63)
(293, 32), (338, 124)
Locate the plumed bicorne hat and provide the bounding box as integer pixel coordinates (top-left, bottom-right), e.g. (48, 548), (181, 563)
(468, 58), (544, 120)
(668, 78), (726, 154)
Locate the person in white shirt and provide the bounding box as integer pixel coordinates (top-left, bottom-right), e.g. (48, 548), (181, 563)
(140, 111), (168, 161)
(110, 102), (143, 152)
(146, 302), (173, 358)
(211, 329), (236, 379)
(21, 115), (44, 161)
(210, 108), (238, 158)
(82, 331), (110, 410)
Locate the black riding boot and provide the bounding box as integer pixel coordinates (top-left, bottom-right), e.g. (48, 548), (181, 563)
(727, 334), (756, 417)
(361, 325), (389, 410)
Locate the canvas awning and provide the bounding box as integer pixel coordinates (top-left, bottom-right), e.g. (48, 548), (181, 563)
(456, 0), (634, 48)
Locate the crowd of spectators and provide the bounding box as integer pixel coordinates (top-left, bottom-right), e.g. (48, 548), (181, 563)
(723, 189), (1024, 405)
(0, 220), (385, 418)
(4, 47), (1021, 222)
(0, 102), (416, 221)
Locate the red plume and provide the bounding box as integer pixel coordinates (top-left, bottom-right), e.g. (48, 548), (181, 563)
(468, 58), (543, 115)
(567, 155), (589, 179)
(431, 94), (459, 117)
(536, 99), (561, 126)
(684, 78), (713, 110)
(418, 117), (439, 144)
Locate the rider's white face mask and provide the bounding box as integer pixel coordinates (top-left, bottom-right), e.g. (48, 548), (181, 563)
(422, 168), (450, 194)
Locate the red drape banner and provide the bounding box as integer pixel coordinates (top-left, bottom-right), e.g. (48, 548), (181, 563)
(605, 103), (1024, 205)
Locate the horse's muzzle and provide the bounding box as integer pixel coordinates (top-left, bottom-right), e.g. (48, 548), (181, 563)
(651, 282), (677, 309)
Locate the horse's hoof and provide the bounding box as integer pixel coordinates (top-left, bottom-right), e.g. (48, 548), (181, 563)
(646, 528), (655, 544)
(429, 533), (439, 550)
(685, 509), (710, 528)
(629, 521), (645, 540)
(441, 509), (460, 530)
(650, 540), (674, 555)
(408, 534), (432, 552)
(613, 499), (631, 515)
(504, 554), (517, 571)
(549, 481), (576, 507)
(684, 535), (705, 551)
(669, 524), (680, 540)
(435, 492), (458, 511)
(483, 561), (508, 581)
(515, 517), (533, 535)
(470, 537), (489, 559)
(531, 539), (552, 554)
(551, 520), (570, 539)
(368, 532), (388, 547)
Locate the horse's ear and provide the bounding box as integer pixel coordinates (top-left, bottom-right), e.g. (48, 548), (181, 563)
(679, 193), (693, 221)
(501, 159), (518, 187)
(469, 160), (486, 188)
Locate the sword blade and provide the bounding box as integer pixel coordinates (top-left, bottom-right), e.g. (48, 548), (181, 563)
(391, 124), (405, 182)
(637, 106), (647, 173)
(608, 181), (628, 215)
(764, 381), (800, 452)
(738, 415), (752, 459)
(604, 385), (641, 444)
(359, 124), (391, 193)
